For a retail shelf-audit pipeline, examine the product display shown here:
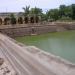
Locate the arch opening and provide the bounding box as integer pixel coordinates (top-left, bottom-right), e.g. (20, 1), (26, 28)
(30, 17), (34, 23)
(24, 17), (28, 24)
(18, 17), (23, 24)
(4, 17), (10, 25)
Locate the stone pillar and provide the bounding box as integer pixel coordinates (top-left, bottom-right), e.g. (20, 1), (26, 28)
(2, 18), (4, 25)
(16, 17), (18, 24)
(0, 18), (2, 25)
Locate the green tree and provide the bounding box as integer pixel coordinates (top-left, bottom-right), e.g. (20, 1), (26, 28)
(30, 7), (43, 22)
(22, 6), (30, 16)
(30, 7), (42, 16)
(59, 16), (72, 21)
(41, 13), (47, 21)
(59, 5), (66, 17)
(10, 14), (16, 25)
(59, 5), (72, 18)
(46, 9), (59, 21)
(64, 6), (72, 17)
(21, 4), (75, 22)
(71, 4), (75, 20)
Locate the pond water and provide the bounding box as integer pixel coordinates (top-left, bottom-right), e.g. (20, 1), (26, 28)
(15, 30), (75, 64)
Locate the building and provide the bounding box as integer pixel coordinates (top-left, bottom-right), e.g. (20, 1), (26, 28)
(0, 12), (40, 25)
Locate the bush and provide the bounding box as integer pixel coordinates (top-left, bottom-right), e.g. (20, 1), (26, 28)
(59, 16), (72, 21)
(10, 14), (16, 25)
(11, 18), (16, 24)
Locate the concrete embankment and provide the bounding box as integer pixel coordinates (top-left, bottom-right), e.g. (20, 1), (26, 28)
(0, 33), (75, 75)
(0, 22), (75, 37)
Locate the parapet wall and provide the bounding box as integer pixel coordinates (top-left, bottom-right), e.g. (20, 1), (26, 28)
(0, 22), (75, 37)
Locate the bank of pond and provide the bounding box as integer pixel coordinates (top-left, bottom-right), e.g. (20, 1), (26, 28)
(15, 30), (75, 64)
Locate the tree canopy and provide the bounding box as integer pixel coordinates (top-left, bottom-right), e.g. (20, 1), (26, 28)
(22, 4), (75, 21)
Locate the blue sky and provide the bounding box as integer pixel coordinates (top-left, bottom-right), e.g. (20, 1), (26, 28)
(0, 0), (75, 12)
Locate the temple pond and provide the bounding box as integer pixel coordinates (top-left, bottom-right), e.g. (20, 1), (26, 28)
(15, 30), (75, 64)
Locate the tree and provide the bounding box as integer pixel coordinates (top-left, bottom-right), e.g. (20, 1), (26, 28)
(40, 13), (48, 21)
(46, 9), (59, 21)
(59, 16), (72, 21)
(22, 6), (30, 16)
(71, 4), (75, 20)
(29, 7), (43, 22)
(21, 4), (75, 22)
(64, 6), (72, 18)
(30, 7), (42, 16)
(59, 5), (66, 17)
(10, 14), (16, 25)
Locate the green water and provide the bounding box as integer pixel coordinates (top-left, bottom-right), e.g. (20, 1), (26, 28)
(15, 31), (75, 64)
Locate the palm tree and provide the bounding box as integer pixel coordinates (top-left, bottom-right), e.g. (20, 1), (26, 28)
(22, 5), (30, 16)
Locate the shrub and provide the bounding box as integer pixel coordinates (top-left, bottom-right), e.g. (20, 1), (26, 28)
(59, 16), (72, 21)
(10, 14), (16, 25)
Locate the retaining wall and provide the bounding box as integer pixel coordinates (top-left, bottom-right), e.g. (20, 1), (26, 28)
(0, 23), (75, 37)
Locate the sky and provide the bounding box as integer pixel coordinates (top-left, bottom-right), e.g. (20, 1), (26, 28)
(0, 0), (75, 12)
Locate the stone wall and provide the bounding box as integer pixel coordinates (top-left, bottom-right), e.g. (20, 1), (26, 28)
(0, 15), (40, 25)
(0, 24), (57, 37)
(0, 23), (75, 37)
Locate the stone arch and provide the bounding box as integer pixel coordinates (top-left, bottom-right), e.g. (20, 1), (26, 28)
(30, 17), (34, 23)
(24, 17), (28, 24)
(4, 17), (10, 25)
(18, 17), (23, 24)
(0, 18), (2, 25)
(35, 16), (39, 23)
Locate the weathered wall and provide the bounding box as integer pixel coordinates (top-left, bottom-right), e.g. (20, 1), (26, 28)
(0, 24), (56, 37)
(0, 23), (75, 37)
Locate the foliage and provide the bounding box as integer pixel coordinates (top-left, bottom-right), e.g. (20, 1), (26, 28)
(46, 9), (59, 21)
(46, 4), (75, 21)
(22, 4), (75, 21)
(10, 14), (16, 25)
(71, 4), (75, 20)
(22, 6), (30, 16)
(59, 16), (72, 21)
(30, 7), (42, 16)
